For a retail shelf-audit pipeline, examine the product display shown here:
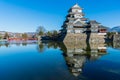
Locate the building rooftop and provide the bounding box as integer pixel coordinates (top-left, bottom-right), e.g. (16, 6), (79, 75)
(71, 3), (82, 9)
(90, 20), (101, 24)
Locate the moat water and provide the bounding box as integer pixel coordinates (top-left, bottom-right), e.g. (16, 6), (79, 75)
(0, 41), (120, 80)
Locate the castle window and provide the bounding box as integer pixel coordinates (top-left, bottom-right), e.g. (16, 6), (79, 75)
(68, 26), (73, 28)
(75, 10), (78, 12)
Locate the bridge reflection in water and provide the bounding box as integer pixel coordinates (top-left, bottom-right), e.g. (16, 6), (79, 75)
(38, 41), (107, 77)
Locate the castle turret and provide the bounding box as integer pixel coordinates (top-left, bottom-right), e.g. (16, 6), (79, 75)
(62, 4), (88, 34)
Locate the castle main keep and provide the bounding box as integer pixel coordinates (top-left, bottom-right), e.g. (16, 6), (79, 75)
(60, 4), (107, 43)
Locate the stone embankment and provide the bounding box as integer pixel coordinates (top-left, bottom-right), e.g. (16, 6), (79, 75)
(113, 34), (120, 42)
(63, 33), (106, 43)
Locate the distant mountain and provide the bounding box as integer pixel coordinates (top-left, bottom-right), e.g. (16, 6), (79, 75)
(109, 26), (120, 32)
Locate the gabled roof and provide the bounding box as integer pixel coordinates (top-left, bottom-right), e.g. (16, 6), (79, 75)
(99, 25), (108, 29)
(90, 20), (101, 24)
(68, 4), (83, 12)
(73, 19), (84, 24)
(73, 19), (86, 26)
(71, 4), (82, 9)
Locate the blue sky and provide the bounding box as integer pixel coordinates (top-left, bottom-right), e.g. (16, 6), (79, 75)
(0, 0), (120, 32)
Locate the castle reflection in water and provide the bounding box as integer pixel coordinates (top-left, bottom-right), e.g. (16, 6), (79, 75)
(0, 41), (120, 77)
(37, 41), (120, 77)
(63, 42), (107, 77)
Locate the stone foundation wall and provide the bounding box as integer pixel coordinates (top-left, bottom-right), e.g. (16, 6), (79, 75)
(113, 34), (120, 42)
(64, 41), (106, 50)
(63, 33), (106, 43)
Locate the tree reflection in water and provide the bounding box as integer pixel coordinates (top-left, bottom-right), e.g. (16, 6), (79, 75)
(22, 42), (27, 46)
(0, 42), (10, 47)
(0, 41), (37, 47)
(37, 41), (66, 53)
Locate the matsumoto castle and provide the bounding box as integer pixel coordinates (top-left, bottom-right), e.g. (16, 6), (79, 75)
(60, 4), (107, 42)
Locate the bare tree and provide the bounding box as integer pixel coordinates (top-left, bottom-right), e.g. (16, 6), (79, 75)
(4, 32), (9, 39)
(0, 33), (2, 40)
(46, 31), (52, 37)
(52, 30), (58, 37)
(22, 33), (28, 40)
(36, 26), (46, 36)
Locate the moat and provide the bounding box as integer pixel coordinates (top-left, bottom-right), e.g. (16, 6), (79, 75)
(0, 41), (120, 80)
